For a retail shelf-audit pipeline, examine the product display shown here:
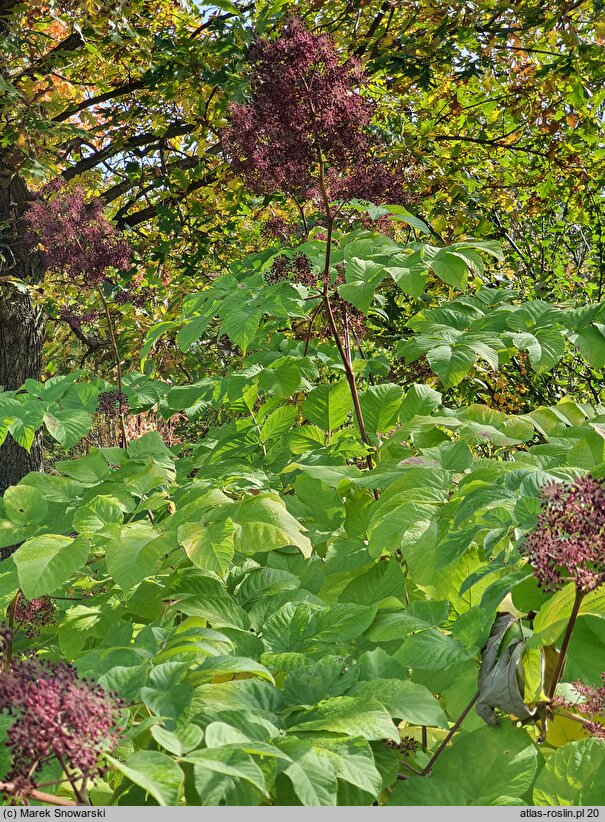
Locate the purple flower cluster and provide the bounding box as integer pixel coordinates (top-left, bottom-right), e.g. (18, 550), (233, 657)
(13, 595), (55, 638)
(24, 182), (131, 285)
(520, 476), (605, 593)
(222, 18), (372, 197)
(58, 305), (100, 331)
(317, 162), (414, 207)
(553, 673), (605, 739)
(223, 18), (414, 209)
(266, 253), (316, 287)
(262, 215), (297, 241)
(114, 286), (155, 308)
(97, 390), (129, 419)
(0, 658), (123, 793)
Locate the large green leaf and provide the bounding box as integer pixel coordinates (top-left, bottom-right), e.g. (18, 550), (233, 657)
(426, 344), (476, 388)
(349, 679), (448, 727)
(178, 519), (235, 576)
(389, 720), (539, 805)
(338, 257), (386, 313)
(395, 629), (471, 670)
(3, 485), (48, 526)
(230, 494), (312, 558)
(43, 408), (92, 448)
(429, 250), (469, 289)
(13, 534), (89, 598)
(186, 748), (268, 796)
(73, 495), (124, 534)
(359, 384), (404, 434)
(287, 697), (399, 741)
(533, 739), (605, 805)
(303, 380), (352, 431)
(530, 584), (605, 647)
(312, 737), (382, 798)
(277, 739), (338, 805)
(220, 310), (261, 353)
(107, 752), (184, 806)
(511, 329), (565, 372)
(105, 524), (164, 592)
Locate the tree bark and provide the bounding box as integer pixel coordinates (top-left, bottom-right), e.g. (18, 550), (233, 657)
(0, 174), (45, 497)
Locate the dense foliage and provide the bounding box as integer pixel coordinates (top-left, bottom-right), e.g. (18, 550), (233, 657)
(0, 0), (604, 807)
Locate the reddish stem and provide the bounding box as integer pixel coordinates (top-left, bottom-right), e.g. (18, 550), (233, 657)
(547, 589), (584, 699)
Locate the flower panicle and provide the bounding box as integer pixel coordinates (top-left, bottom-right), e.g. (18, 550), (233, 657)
(0, 656), (124, 799)
(24, 182), (131, 285)
(520, 475), (605, 594)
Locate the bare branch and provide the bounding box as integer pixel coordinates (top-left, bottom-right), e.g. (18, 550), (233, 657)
(52, 79), (146, 123)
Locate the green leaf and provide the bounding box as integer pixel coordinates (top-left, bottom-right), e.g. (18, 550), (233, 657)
(399, 383), (442, 423)
(220, 310), (261, 353)
(338, 257), (386, 313)
(383, 206), (430, 234)
(8, 417), (38, 451)
(574, 323), (605, 369)
(3, 485), (48, 526)
(340, 559), (407, 606)
(315, 736), (382, 798)
(386, 255), (429, 298)
(140, 321), (179, 363)
(303, 380), (352, 431)
(105, 524), (164, 592)
(151, 725), (203, 757)
(191, 655), (275, 684)
(533, 739), (605, 805)
(530, 584), (605, 647)
(511, 329), (565, 372)
(43, 408), (92, 448)
(359, 384), (404, 434)
(186, 748), (268, 796)
(73, 495), (124, 534)
(395, 629), (471, 670)
(426, 345), (476, 388)
(349, 679), (448, 727)
(13, 535), (89, 598)
(106, 752), (184, 806)
(277, 739), (338, 805)
(311, 604), (377, 643)
(231, 494), (312, 558)
(389, 720), (539, 805)
(260, 405), (297, 441)
(282, 656), (358, 704)
(259, 359), (303, 398)
(176, 315), (211, 352)
(429, 251), (469, 289)
(178, 519), (235, 576)
(288, 696), (399, 741)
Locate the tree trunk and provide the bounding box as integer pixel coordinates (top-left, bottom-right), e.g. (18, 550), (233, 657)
(0, 174), (45, 497)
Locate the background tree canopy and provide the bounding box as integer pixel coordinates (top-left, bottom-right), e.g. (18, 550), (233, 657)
(0, 0), (604, 807)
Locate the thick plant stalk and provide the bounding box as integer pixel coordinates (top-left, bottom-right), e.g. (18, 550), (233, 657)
(0, 781), (76, 805)
(97, 286), (128, 448)
(421, 691), (480, 776)
(315, 156), (374, 471)
(323, 292), (374, 471)
(547, 589), (584, 699)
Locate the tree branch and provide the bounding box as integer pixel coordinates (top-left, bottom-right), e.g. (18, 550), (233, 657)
(354, 0), (392, 56)
(191, 2), (255, 37)
(61, 121), (199, 181)
(434, 134), (549, 157)
(12, 32), (85, 83)
(52, 79), (146, 123)
(103, 156), (201, 210)
(115, 172), (218, 228)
